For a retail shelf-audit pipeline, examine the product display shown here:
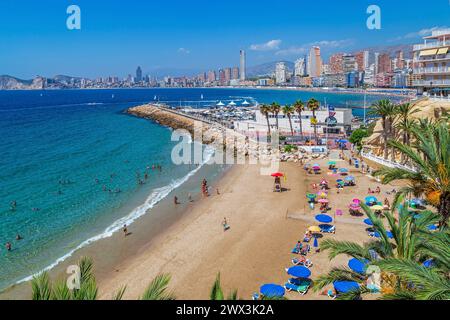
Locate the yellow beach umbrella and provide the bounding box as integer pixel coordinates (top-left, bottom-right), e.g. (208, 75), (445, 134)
(308, 226), (321, 233)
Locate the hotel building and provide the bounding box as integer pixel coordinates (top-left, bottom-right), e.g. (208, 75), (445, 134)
(412, 29), (450, 96)
(307, 46), (322, 77)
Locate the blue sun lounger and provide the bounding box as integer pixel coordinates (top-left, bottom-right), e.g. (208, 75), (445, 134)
(284, 280), (310, 295)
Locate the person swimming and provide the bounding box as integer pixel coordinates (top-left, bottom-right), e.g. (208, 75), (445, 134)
(5, 242), (12, 251)
(16, 234), (23, 241)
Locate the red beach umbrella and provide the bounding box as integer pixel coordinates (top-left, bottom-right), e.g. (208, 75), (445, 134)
(271, 172), (284, 177)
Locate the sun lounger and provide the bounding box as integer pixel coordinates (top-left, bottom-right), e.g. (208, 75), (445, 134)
(252, 293), (260, 300)
(284, 281), (310, 295)
(320, 225), (336, 234)
(292, 258), (313, 268)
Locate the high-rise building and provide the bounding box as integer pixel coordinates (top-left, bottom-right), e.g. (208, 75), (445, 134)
(355, 51), (369, 72)
(136, 66), (143, 82)
(374, 52), (380, 75)
(329, 53), (344, 74)
(396, 50), (405, 69)
(224, 68), (232, 82)
(232, 67), (240, 80)
(378, 53), (392, 74)
(207, 70), (216, 82)
(307, 46), (322, 77)
(343, 54), (357, 73)
(240, 50), (246, 81)
(412, 28), (450, 95)
(218, 69), (226, 84)
(275, 62), (288, 84)
(294, 58), (306, 76)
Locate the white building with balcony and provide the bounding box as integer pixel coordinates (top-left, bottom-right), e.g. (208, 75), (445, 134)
(412, 29), (450, 96)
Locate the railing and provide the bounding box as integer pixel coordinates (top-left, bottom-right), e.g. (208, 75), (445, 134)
(413, 41), (448, 51)
(412, 79), (450, 86)
(361, 151), (418, 173)
(413, 67), (450, 74)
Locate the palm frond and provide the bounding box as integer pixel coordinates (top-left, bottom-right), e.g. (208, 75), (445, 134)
(141, 273), (175, 300)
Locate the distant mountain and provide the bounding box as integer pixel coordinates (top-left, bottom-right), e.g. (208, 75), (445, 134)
(352, 44), (414, 63)
(247, 61), (295, 78)
(0, 75), (41, 90)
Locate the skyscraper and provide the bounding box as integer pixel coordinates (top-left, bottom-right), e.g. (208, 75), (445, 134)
(224, 67), (232, 82)
(275, 62), (288, 84)
(329, 53), (344, 74)
(378, 53), (392, 74)
(363, 51), (370, 70)
(374, 52), (380, 75)
(240, 50), (246, 81)
(307, 46), (322, 77)
(343, 54), (357, 73)
(294, 58), (306, 76)
(396, 50), (405, 69)
(232, 67), (240, 80)
(136, 66), (142, 82)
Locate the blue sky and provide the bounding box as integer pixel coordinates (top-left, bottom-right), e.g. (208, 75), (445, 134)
(0, 0), (449, 79)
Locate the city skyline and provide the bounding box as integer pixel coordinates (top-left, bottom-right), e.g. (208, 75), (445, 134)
(0, 0), (449, 79)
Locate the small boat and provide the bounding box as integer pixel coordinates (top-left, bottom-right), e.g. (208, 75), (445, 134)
(201, 94), (204, 100)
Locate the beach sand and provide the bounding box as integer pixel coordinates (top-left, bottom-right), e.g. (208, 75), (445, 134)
(96, 153), (400, 300)
(1, 152), (401, 300)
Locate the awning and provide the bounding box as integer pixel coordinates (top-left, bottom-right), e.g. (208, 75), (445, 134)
(437, 47), (449, 55)
(420, 49), (438, 56)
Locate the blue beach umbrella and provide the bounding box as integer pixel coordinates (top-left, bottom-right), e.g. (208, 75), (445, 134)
(373, 231), (394, 239)
(345, 176), (355, 181)
(348, 258), (368, 274)
(427, 225), (438, 231)
(339, 168), (349, 173)
(286, 266), (311, 279)
(260, 284), (285, 298)
(365, 196), (377, 203)
(423, 259), (434, 269)
(315, 214), (333, 224)
(364, 218), (374, 226)
(333, 281), (359, 294)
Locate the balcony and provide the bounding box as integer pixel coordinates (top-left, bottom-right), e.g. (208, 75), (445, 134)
(413, 41), (448, 51)
(413, 67), (450, 74)
(412, 79), (450, 86)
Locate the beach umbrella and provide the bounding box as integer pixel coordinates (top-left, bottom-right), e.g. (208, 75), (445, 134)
(306, 193), (317, 200)
(333, 281), (359, 294)
(336, 209), (343, 216)
(315, 214), (333, 224)
(373, 231), (394, 239)
(313, 166), (321, 171)
(371, 205), (384, 211)
(345, 176), (355, 181)
(318, 198), (329, 204)
(286, 266), (311, 279)
(339, 168), (349, 173)
(427, 225), (438, 231)
(260, 284), (285, 298)
(328, 161), (337, 165)
(313, 164), (320, 167)
(423, 259), (434, 269)
(313, 237), (319, 248)
(365, 196), (378, 203)
(348, 258), (368, 274)
(271, 172), (284, 177)
(364, 218), (374, 226)
(308, 226), (321, 233)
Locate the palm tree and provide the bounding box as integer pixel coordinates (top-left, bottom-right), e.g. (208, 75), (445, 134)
(270, 102), (281, 130)
(259, 104), (271, 135)
(307, 98), (320, 144)
(210, 273), (238, 300)
(313, 204), (448, 300)
(282, 104), (295, 136)
(31, 257), (175, 300)
(374, 120), (450, 227)
(294, 100), (305, 138)
(369, 99), (396, 160)
(395, 104), (418, 164)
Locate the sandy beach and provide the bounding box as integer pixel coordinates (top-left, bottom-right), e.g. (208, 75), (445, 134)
(95, 152), (400, 300)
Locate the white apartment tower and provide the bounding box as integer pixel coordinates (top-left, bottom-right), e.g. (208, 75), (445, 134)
(240, 50), (246, 81)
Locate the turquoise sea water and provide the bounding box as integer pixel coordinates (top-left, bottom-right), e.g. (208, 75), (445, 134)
(0, 88), (400, 290)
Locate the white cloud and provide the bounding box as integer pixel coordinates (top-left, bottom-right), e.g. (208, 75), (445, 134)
(250, 39), (282, 51)
(275, 39), (353, 56)
(178, 48), (191, 54)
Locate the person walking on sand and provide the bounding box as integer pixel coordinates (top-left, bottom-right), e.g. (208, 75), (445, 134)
(174, 196), (179, 205)
(123, 225), (128, 237)
(216, 188), (220, 195)
(222, 218), (230, 232)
